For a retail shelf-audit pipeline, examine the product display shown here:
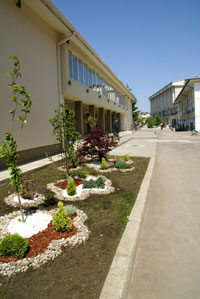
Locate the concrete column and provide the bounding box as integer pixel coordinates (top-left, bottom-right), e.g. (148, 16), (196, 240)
(89, 105), (95, 118)
(75, 101), (84, 136)
(194, 82), (200, 131)
(107, 110), (112, 133)
(99, 108), (105, 131)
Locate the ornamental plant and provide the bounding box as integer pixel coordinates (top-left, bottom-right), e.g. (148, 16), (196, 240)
(49, 104), (81, 177)
(0, 233), (29, 259)
(63, 204), (77, 217)
(21, 179), (37, 200)
(71, 169), (89, 179)
(87, 114), (98, 129)
(100, 157), (108, 170)
(52, 201), (72, 232)
(67, 177), (77, 196)
(0, 56), (32, 222)
(79, 127), (118, 162)
(114, 159), (132, 169)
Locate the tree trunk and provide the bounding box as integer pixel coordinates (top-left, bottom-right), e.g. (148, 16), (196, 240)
(16, 188), (25, 222)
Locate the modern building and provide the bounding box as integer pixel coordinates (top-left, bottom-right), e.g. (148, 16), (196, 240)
(149, 80), (185, 127)
(175, 77), (200, 131)
(0, 0), (135, 168)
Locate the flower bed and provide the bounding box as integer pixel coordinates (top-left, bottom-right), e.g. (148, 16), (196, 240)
(47, 175), (114, 201)
(0, 208), (89, 277)
(4, 193), (46, 208)
(85, 160), (134, 173)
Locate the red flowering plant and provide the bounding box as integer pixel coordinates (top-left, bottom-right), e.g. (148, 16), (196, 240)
(79, 127), (119, 162)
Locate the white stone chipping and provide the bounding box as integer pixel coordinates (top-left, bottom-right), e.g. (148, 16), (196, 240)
(4, 193), (46, 208)
(7, 212), (52, 238)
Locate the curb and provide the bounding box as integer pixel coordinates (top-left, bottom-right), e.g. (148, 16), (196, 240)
(99, 155), (156, 299)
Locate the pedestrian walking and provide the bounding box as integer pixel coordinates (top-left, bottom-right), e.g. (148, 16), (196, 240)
(112, 118), (120, 137)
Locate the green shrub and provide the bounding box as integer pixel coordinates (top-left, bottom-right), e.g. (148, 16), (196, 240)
(67, 177), (76, 196)
(83, 179), (96, 189)
(0, 233), (29, 259)
(114, 159), (132, 169)
(83, 176), (106, 189)
(52, 201), (72, 232)
(100, 158), (108, 170)
(96, 176), (106, 189)
(71, 169), (89, 179)
(123, 154), (130, 161)
(63, 204), (77, 216)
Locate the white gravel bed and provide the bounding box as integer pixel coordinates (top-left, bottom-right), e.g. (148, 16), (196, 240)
(0, 208), (89, 277)
(46, 175), (114, 201)
(85, 160), (134, 173)
(4, 193), (46, 208)
(7, 212), (52, 238)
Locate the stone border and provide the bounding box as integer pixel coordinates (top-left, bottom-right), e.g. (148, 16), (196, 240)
(85, 161), (134, 173)
(4, 193), (46, 208)
(99, 156), (156, 299)
(46, 176), (114, 201)
(0, 208), (89, 277)
(58, 166), (81, 173)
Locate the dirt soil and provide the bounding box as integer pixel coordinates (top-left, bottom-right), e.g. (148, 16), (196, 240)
(0, 157), (149, 299)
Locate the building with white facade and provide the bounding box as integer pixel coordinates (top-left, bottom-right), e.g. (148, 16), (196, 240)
(0, 0), (135, 168)
(175, 77), (200, 131)
(149, 80), (185, 127)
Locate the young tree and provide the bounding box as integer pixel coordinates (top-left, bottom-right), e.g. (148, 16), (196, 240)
(155, 112), (161, 126)
(125, 83), (140, 122)
(145, 116), (155, 128)
(0, 56), (32, 222)
(49, 104), (81, 176)
(79, 127), (118, 162)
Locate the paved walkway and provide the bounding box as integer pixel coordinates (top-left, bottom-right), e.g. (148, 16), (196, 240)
(126, 129), (200, 299)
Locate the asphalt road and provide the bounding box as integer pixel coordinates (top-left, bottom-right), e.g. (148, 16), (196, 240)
(126, 130), (200, 299)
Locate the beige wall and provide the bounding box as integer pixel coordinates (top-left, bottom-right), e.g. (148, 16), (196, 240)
(0, 0), (59, 151)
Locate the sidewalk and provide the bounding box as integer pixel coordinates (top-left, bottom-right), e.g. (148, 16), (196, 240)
(126, 130), (200, 299)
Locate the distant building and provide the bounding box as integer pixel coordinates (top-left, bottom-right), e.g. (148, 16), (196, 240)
(138, 112), (151, 122)
(175, 77), (200, 131)
(149, 80), (185, 127)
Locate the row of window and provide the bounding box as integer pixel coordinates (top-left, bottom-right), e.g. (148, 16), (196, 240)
(68, 51), (125, 106)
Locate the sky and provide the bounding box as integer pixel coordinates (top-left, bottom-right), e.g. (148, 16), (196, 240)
(52, 0), (200, 112)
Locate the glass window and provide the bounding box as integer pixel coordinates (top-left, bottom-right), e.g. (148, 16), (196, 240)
(88, 68), (92, 88)
(83, 63), (88, 86)
(68, 51), (73, 79)
(72, 55), (78, 81)
(92, 71), (96, 90)
(78, 59), (83, 84)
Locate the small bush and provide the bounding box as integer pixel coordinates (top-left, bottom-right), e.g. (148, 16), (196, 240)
(83, 176), (106, 189)
(96, 176), (106, 189)
(83, 179), (97, 189)
(114, 159), (132, 169)
(67, 177), (76, 196)
(71, 169), (89, 179)
(0, 233), (29, 259)
(64, 204), (77, 216)
(123, 154), (130, 161)
(52, 201), (72, 232)
(100, 158), (108, 170)
(21, 179), (37, 200)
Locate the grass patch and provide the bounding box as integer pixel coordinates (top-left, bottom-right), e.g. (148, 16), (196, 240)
(0, 157), (149, 299)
